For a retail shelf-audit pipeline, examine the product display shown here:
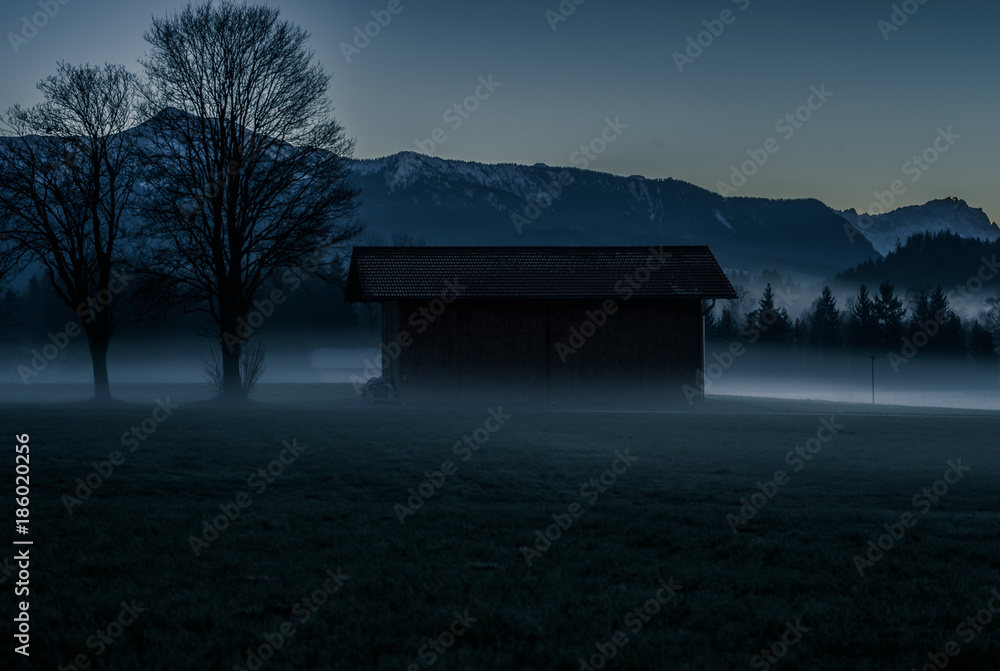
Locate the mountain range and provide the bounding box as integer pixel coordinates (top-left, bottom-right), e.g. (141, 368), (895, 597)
(4, 109), (999, 283)
(837, 198), (999, 256)
(348, 151), (1000, 280)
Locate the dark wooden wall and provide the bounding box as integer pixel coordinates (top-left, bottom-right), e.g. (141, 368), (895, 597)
(383, 298), (704, 405)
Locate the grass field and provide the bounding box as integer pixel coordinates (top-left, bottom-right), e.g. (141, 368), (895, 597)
(2, 384), (999, 670)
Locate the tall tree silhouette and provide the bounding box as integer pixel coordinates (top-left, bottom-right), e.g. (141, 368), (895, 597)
(910, 286), (964, 353)
(0, 231), (24, 285)
(138, 1), (361, 401)
(743, 283), (792, 344)
(0, 63), (143, 401)
(968, 321), (997, 360)
(873, 281), (906, 349)
(715, 303), (740, 341)
(808, 286), (841, 347)
(848, 284), (877, 349)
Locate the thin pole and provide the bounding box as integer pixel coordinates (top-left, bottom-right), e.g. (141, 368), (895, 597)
(869, 356), (875, 405)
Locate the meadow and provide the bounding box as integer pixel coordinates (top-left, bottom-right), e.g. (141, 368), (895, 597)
(2, 384), (998, 670)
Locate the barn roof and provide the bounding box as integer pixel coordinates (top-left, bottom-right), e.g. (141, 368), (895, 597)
(345, 246), (736, 301)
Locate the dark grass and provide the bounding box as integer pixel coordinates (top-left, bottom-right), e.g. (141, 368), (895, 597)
(2, 384), (999, 670)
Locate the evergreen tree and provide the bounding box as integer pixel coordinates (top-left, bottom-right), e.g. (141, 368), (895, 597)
(792, 317), (805, 346)
(838, 230), (1000, 291)
(744, 283), (793, 344)
(808, 286), (841, 347)
(848, 284), (877, 349)
(908, 287), (964, 354)
(716, 303), (740, 341)
(873, 281), (906, 348)
(715, 285), (753, 343)
(928, 287), (965, 354)
(704, 302), (719, 340)
(969, 321), (997, 360)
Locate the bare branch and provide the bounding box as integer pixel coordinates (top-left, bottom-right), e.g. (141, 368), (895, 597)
(136, 1), (361, 401)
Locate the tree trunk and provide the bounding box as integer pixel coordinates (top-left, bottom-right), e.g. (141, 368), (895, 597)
(220, 337), (245, 402)
(86, 328), (113, 403)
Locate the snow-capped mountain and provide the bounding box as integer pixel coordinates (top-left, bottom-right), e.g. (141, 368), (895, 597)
(837, 198), (1000, 256)
(6, 102), (997, 281)
(348, 152), (880, 277)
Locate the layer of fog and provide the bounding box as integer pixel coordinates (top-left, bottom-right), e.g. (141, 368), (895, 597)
(701, 343), (1000, 411)
(0, 333), (377, 385)
(3, 334), (998, 411)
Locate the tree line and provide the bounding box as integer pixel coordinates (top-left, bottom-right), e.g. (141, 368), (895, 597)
(707, 281), (1000, 360)
(838, 230), (1000, 290)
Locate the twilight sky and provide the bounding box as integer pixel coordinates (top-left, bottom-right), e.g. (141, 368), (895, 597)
(2, 0), (998, 223)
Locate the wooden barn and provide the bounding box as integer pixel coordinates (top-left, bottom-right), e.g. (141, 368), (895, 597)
(345, 246), (737, 405)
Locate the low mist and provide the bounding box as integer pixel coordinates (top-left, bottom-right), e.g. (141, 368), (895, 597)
(5, 332), (999, 411)
(701, 343), (1000, 410)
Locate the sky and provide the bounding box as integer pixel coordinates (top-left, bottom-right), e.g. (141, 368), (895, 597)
(2, 0), (998, 223)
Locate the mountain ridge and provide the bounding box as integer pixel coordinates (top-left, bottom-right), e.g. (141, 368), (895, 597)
(345, 152), (920, 278)
(5, 107), (997, 281)
(347, 151), (1000, 278)
(837, 197), (999, 256)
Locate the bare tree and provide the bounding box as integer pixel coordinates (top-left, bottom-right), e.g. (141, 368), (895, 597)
(0, 232), (25, 284)
(201, 336), (267, 397)
(0, 63), (144, 401)
(138, 1), (361, 402)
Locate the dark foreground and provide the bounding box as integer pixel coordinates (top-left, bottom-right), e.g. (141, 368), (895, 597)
(2, 384), (998, 670)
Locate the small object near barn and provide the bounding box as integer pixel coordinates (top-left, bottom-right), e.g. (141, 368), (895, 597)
(361, 376), (397, 404)
(345, 246), (737, 405)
